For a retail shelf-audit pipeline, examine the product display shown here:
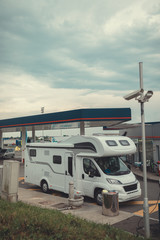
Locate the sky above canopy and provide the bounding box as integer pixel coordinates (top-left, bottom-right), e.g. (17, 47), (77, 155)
(0, 0), (160, 125)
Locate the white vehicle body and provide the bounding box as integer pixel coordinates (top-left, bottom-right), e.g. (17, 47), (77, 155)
(25, 135), (141, 204)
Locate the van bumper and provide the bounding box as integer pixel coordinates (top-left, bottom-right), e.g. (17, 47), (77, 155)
(118, 188), (141, 202)
(117, 180), (141, 202)
(106, 180), (141, 202)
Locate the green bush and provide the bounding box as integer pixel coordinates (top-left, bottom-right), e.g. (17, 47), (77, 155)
(0, 199), (145, 240)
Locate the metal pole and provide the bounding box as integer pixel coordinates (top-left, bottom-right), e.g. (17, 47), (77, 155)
(0, 130), (3, 149)
(21, 127), (27, 164)
(139, 62), (150, 238)
(41, 107), (44, 140)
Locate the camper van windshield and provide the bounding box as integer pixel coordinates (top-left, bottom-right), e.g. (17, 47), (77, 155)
(94, 156), (130, 176)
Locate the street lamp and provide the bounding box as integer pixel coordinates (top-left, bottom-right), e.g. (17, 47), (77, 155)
(124, 62), (153, 238)
(41, 107), (45, 140)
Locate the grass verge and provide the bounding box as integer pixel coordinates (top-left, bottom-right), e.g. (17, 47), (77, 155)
(0, 199), (145, 240)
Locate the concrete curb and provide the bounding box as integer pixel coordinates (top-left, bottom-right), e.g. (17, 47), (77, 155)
(132, 168), (159, 183)
(135, 173), (159, 183)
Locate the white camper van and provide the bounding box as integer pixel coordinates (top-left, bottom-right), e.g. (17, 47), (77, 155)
(25, 135), (141, 205)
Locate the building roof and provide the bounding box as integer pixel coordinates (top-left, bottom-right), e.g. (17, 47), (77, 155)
(0, 108), (131, 132)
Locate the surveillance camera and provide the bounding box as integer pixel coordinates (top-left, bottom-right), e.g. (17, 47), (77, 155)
(143, 91), (153, 102)
(123, 89), (143, 101)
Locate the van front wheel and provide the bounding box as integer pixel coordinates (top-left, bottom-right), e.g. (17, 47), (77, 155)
(41, 181), (48, 193)
(95, 189), (103, 206)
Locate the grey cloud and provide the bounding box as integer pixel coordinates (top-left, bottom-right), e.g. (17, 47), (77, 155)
(0, 0), (159, 92)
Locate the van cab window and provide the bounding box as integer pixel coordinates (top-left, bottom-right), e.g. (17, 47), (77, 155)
(83, 158), (100, 177)
(94, 156), (130, 175)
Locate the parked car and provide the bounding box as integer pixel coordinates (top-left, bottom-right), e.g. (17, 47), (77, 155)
(0, 148), (15, 159)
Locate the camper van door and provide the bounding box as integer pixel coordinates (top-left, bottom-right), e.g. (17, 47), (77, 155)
(82, 157), (101, 196)
(64, 152), (74, 193)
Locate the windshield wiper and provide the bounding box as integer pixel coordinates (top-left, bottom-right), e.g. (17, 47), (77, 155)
(116, 170), (130, 175)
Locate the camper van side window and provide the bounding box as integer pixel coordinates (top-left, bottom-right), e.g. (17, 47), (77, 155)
(30, 149), (36, 157)
(106, 140), (117, 146)
(119, 140), (130, 146)
(53, 155), (62, 164)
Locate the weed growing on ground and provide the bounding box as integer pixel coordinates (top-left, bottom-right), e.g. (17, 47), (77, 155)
(0, 199), (145, 240)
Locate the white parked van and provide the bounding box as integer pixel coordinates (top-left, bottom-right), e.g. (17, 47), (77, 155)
(25, 135), (141, 205)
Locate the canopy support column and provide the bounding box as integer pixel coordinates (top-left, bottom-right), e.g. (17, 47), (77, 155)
(21, 127), (27, 163)
(0, 130), (3, 149)
(80, 121), (85, 135)
(32, 126), (36, 142)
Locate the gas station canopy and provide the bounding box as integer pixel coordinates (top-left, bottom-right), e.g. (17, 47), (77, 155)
(0, 108), (131, 133)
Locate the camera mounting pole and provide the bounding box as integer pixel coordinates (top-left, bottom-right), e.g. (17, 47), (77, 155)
(139, 62), (150, 238)
(123, 62), (153, 238)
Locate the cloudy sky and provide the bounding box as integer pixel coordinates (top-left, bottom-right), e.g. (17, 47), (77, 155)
(0, 0), (160, 125)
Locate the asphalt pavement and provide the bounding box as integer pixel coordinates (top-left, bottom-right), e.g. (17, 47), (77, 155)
(113, 165), (160, 239)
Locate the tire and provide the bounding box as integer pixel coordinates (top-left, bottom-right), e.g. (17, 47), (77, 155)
(41, 181), (49, 193)
(94, 189), (103, 206)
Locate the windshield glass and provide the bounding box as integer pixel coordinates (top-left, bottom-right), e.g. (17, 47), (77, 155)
(94, 156), (130, 176)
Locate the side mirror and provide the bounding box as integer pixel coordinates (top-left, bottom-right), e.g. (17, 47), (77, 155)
(127, 164), (131, 170)
(88, 169), (95, 178)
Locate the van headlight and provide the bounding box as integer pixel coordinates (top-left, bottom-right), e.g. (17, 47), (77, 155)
(106, 178), (122, 184)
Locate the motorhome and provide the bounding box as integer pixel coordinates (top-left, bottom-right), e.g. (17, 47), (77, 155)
(25, 135), (141, 205)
